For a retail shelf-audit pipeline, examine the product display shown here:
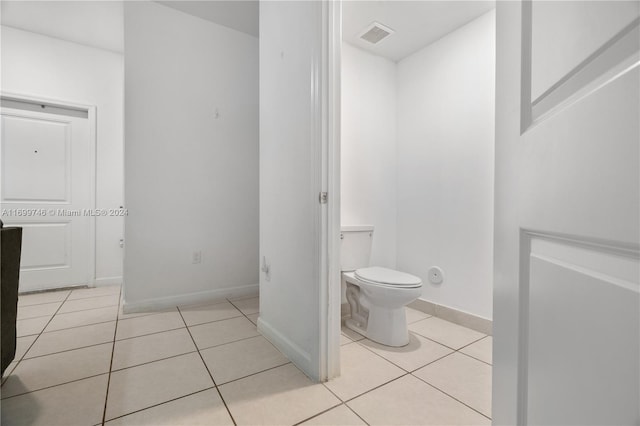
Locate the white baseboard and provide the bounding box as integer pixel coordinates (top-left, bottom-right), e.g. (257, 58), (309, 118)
(408, 298), (493, 335)
(257, 316), (316, 381)
(94, 276), (122, 287)
(122, 283), (259, 314)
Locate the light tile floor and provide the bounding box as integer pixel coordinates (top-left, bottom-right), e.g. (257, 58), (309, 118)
(1, 286), (492, 425)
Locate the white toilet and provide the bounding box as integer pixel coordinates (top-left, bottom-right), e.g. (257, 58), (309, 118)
(341, 226), (422, 347)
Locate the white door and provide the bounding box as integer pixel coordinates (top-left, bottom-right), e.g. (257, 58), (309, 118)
(258, 0), (341, 381)
(493, 1), (639, 424)
(1, 100), (93, 292)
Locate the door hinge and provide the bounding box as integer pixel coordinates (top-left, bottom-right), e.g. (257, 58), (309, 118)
(319, 192), (328, 204)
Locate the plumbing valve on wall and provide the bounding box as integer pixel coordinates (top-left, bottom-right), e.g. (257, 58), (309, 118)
(428, 266), (444, 284)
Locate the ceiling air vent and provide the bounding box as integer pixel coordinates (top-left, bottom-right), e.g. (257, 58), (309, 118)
(359, 22), (394, 45)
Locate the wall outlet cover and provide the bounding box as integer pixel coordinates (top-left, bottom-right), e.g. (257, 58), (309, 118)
(428, 266), (444, 284)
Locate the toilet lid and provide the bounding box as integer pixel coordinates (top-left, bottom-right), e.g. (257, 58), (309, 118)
(355, 267), (422, 288)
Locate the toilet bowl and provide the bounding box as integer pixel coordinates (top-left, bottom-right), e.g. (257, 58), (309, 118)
(341, 227), (423, 347)
(343, 267), (422, 347)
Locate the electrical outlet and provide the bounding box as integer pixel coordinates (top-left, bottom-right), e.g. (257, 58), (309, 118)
(192, 251), (202, 264)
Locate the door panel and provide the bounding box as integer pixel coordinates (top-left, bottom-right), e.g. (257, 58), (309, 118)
(524, 232), (639, 425)
(494, 1), (639, 424)
(19, 222), (71, 269)
(1, 105), (92, 292)
(531, 1), (639, 100)
(2, 115), (70, 201)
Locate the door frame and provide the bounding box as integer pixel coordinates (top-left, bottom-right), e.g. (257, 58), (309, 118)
(321, 0), (342, 380)
(1, 91), (98, 289)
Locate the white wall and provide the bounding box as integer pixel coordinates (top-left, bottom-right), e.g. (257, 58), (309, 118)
(1, 25), (124, 284)
(396, 10), (495, 320)
(1, 1), (124, 53)
(341, 43), (397, 270)
(123, 1), (259, 309)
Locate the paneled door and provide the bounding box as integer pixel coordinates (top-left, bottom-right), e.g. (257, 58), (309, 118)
(493, 1), (639, 424)
(1, 99), (94, 292)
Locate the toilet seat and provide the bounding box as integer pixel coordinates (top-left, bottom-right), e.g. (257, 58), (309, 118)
(354, 267), (422, 288)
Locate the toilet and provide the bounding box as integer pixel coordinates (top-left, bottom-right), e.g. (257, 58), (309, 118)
(341, 226), (422, 347)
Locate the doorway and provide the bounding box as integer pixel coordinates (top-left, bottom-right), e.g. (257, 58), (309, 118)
(329, 2), (496, 421)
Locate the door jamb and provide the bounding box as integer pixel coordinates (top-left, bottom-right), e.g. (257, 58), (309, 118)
(320, 0), (342, 380)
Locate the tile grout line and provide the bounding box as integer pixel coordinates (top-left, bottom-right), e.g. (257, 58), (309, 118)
(455, 349), (492, 367)
(348, 331), (454, 375)
(345, 328), (492, 420)
(95, 307), (286, 420)
(19, 321), (272, 376)
(410, 329), (487, 352)
(183, 312), (244, 328)
(176, 305), (238, 426)
(455, 336), (493, 366)
(350, 336), (414, 374)
(291, 401), (344, 426)
(343, 401), (371, 425)
(455, 334), (491, 352)
(16, 306), (65, 322)
(223, 297), (299, 363)
(334, 331), (492, 411)
(42, 317), (119, 335)
(113, 309), (250, 342)
(102, 386), (218, 424)
(411, 372), (492, 421)
(21, 339), (117, 362)
(56, 302), (121, 316)
(194, 332), (264, 353)
(115, 324), (186, 342)
(10, 292), (493, 424)
(0, 372), (110, 401)
(2, 289), (74, 385)
(15, 289), (74, 308)
(225, 298), (259, 324)
(101, 287), (122, 426)
(5, 344), (257, 401)
(342, 372), (411, 404)
(218, 299), (322, 389)
(317, 383), (371, 426)
(329, 367), (491, 423)
(19, 286), (87, 296)
(2, 348), (205, 401)
(109, 349), (199, 373)
(117, 307), (179, 321)
(215, 361), (292, 387)
(64, 290), (123, 302)
(407, 351), (460, 374)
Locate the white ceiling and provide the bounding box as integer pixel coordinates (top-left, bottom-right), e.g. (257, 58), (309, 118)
(1, 0), (124, 53)
(343, 1), (495, 62)
(0, 0), (258, 54)
(158, 1), (258, 37)
(1, 1), (491, 61)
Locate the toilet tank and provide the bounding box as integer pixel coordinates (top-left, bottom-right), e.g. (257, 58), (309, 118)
(340, 226), (374, 271)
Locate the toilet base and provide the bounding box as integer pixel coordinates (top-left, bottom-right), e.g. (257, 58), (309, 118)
(345, 307), (410, 347)
(345, 318), (367, 338)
